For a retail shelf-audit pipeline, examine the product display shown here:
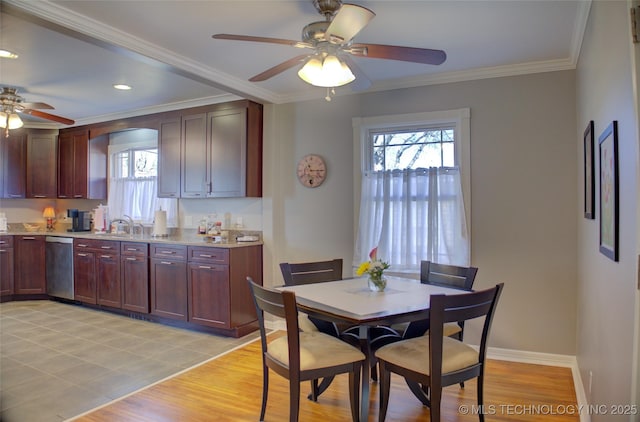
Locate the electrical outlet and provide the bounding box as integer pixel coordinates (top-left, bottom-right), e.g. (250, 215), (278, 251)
(184, 215), (193, 227)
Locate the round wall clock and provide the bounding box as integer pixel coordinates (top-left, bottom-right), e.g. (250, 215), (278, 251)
(296, 154), (327, 188)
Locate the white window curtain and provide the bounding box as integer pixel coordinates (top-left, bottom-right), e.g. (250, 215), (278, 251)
(354, 167), (469, 272)
(108, 176), (177, 226)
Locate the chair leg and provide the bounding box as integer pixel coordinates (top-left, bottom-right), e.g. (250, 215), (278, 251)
(378, 361), (391, 422)
(477, 370), (485, 422)
(348, 364), (362, 422)
(307, 376), (336, 401)
(371, 360), (378, 381)
(309, 380), (318, 402)
(260, 365), (269, 421)
(429, 384), (441, 422)
(290, 378), (301, 422)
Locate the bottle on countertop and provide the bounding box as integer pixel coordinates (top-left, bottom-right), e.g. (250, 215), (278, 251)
(198, 218), (207, 235)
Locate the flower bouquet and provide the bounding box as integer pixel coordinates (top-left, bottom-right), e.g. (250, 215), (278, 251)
(356, 247), (390, 292)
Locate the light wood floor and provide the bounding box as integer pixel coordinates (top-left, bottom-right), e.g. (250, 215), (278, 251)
(73, 332), (579, 422)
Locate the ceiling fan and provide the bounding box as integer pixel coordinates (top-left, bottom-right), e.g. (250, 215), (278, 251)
(212, 0), (446, 93)
(0, 87), (75, 136)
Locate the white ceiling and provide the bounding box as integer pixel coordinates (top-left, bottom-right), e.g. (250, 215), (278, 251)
(0, 0), (591, 127)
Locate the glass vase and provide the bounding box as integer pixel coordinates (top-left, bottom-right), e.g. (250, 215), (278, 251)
(368, 275), (387, 292)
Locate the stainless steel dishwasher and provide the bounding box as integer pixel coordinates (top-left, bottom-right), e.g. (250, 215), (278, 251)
(45, 236), (74, 300)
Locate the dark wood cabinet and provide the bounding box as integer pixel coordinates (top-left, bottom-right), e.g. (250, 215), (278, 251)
(0, 236), (14, 296)
(157, 117), (181, 198)
(26, 130), (58, 198)
(0, 130), (27, 198)
(74, 239), (120, 306)
(14, 235), (46, 294)
(187, 245), (261, 335)
(96, 247), (121, 308)
(121, 242), (149, 313)
(181, 100), (262, 198)
(58, 129), (108, 199)
(150, 244), (187, 320)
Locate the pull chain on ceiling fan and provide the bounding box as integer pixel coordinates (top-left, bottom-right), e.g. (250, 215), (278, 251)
(0, 87), (75, 137)
(212, 0), (446, 99)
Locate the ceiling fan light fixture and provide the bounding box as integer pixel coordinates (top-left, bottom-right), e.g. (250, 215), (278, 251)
(7, 113), (23, 129)
(298, 54), (354, 88)
(0, 111), (7, 128)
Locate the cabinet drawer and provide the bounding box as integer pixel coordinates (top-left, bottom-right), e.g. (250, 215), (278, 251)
(151, 244), (187, 261)
(74, 238), (120, 253)
(188, 246), (229, 264)
(121, 242), (148, 256)
(0, 236), (13, 247)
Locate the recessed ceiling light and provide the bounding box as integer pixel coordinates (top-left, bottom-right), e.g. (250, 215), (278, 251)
(0, 49), (19, 59)
(113, 84), (132, 90)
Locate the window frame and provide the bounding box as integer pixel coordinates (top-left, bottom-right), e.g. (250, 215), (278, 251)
(352, 108), (471, 251)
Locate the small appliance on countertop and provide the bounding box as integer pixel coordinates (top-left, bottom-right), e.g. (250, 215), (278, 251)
(67, 209), (91, 232)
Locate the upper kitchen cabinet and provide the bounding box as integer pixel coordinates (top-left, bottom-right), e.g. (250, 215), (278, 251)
(181, 100), (262, 198)
(26, 129), (58, 198)
(0, 129), (27, 198)
(157, 117), (181, 198)
(58, 128), (108, 199)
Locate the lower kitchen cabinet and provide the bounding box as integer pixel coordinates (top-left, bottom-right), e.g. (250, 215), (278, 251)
(187, 245), (262, 334)
(74, 239), (120, 306)
(121, 242), (149, 313)
(150, 244), (188, 321)
(14, 235), (46, 294)
(0, 236), (14, 296)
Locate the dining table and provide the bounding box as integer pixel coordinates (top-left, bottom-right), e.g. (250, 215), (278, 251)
(278, 275), (468, 421)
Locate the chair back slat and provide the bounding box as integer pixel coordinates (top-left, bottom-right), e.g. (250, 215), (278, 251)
(280, 259), (343, 286)
(421, 261), (477, 290)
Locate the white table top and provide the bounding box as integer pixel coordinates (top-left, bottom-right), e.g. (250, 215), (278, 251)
(278, 276), (465, 324)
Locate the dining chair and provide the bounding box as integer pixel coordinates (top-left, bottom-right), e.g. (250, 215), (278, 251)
(375, 283), (504, 422)
(246, 277), (365, 422)
(400, 261), (479, 340)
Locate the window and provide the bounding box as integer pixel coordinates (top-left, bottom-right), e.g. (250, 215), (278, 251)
(107, 130), (176, 226)
(353, 109), (470, 272)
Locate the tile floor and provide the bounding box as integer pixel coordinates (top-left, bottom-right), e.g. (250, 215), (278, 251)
(0, 300), (260, 422)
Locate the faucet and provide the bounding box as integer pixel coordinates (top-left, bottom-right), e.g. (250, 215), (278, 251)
(110, 215), (134, 237)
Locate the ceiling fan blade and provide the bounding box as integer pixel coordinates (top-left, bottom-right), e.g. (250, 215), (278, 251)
(350, 43), (446, 65)
(21, 109), (75, 125)
(212, 34), (312, 49)
(18, 102), (54, 110)
(326, 4), (375, 44)
(343, 56), (371, 92)
(249, 55), (309, 82)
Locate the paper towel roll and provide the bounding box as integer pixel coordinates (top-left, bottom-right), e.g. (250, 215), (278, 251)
(153, 209), (167, 236)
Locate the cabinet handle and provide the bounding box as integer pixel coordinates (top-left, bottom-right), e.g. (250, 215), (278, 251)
(77, 253), (89, 257)
(32, 195), (46, 198)
(126, 257), (138, 261)
(0, 249), (7, 253)
(73, 195), (83, 198)
(199, 254), (213, 258)
(100, 255), (112, 259)
(199, 265), (212, 269)
(160, 261), (173, 265)
(22, 237), (36, 240)
(58, 195), (68, 198)
(8, 194), (22, 198)
(160, 250), (175, 254)
(77, 243), (88, 247)
(100, 246), (113, 249)
(0, 241), (6, 244)
(126, 247), (138, 251)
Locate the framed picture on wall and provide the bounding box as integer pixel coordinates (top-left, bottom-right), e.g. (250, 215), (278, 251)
(598, 121), (619, 262)
(583, 120), (595, 219)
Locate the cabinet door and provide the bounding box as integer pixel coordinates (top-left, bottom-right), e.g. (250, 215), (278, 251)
(181, 113), (208, 198)
(74, 250), (97, 304)
(187, 263), (230, 328)
(158, 118), (181, 198)
(0, 237), (14, 296)
(122, 256), (149, 313)
(58, 130), (89, 198)
(1, 131), (27, 198)
(26, 130), (57, 198)
(14, 236), (46, 294)
(208, 108), (246, 198)
(96, 253), (122, 308)
(150, 258), (187, 320)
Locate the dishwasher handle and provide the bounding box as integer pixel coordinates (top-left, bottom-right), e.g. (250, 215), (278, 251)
(45, 236), (74, 244)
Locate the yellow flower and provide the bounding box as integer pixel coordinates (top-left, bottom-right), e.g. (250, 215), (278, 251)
(356, 261), (370, 276)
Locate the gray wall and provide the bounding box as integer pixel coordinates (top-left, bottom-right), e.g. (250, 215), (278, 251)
(575, 0), (639, 415)
(264, 69), (578, 354)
